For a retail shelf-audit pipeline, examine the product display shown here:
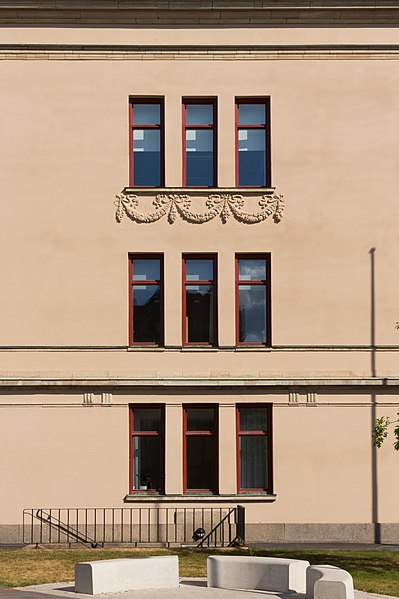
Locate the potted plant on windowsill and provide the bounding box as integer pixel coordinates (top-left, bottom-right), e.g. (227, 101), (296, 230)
(140, 473), (151, 490)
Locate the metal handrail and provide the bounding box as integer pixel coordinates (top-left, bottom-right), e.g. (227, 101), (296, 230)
(34, 509), (98, 548)
(23, 505), (245, 548)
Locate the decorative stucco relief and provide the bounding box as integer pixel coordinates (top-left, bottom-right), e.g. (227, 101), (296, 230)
(115, 190), (284, 225)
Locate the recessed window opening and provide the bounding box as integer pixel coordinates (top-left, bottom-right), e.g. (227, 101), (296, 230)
(129, 99), (164, 187)
(183, 99), (217, 187)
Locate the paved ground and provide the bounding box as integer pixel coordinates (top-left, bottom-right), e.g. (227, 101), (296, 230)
(250, 543), (399, 551)
(0, 580), (396, 599)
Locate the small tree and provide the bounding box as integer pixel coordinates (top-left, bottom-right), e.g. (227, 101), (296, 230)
(372, 413), (399, 450)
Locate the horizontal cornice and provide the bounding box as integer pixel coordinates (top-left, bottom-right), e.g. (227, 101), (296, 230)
(2, 43), (399, 60)
(1, 1), (399, 26)
(0, 376), (399, 389)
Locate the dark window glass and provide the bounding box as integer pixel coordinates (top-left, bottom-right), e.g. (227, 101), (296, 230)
(239, 436), (267, 489)
(184, 255), (216, 346)
(133, 408), (162, 432)
(130, 406), (163, 492)
(240, 407), (267, 431)
(131, 257), (162, 345)
(133, 285), (160, 343)
(132, 437), (160, 490)
(237, 405), (271, 492)
(186, 436), (215, 490)
(238, 285), (266, 344)
(236, 256), (269, 346)
(187, 408), (215, 431)
(184, 406), (217, 492)
(186, 285), (213, 343)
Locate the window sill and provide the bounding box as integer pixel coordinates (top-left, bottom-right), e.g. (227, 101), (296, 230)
(124, 493), (276, 503)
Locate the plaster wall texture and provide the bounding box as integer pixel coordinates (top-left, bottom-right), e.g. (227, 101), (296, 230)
(0, 395), (398, 526)
(1, 15), (399, 543)
(2, 26), (399, 46)
(0, 58), (398, 367)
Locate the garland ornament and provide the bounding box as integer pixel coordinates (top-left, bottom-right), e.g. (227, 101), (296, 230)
(115, 188), (284, 225)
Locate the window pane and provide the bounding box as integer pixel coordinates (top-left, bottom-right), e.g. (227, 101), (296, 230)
(133, 129), (161, 186)
(186, 129), (213, 186)
(238, 129), (266, 186)
(238, 285), (266, 343)
(238, 103), (265, 125)
(132, 259), (160, 281)
(132, 436), (161, 490)
(238, 259), (266, 281)
(187, 408), (215, 431)
(186, 104), (213, 125)
(186, 285), (213, 343)
(240, 436), (267, 489)
(186, 436), (215, 490)
(185, 259), (213, 281)
(133, 103), (160, 125)
(133, 408), (161, 432)
(240, 408), (267, 431)
(133, 285), (161, 343)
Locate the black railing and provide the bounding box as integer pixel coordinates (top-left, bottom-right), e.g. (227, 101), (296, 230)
(23, 506), (245, 548)
(196, 505), (245, 548)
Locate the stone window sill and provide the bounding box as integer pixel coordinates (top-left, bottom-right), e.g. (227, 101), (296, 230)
(124, 493), (276, 503)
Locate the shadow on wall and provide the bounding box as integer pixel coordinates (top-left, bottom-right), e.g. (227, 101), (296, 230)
(369, 247), (380, 544)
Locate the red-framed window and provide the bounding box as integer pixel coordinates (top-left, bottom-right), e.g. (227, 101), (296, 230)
(183, 405), (218, 493)
(129, 254), (164, 346)
(182, 254), (218, 346)
(235, 98), (271, 188)
(236, 404), (273, 493)
(235, 254), (271, 346)
(129, 405), (165, 493)
(182, 99), (217, 187)
(129, 98), (164, 187)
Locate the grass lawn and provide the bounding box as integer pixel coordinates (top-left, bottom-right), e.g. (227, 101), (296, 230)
(0, 547), (398, 596)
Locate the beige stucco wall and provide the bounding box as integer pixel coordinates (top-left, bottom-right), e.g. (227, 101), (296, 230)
(0, 56), (398, 363)
(1, 16), (399, 542)
(0, 393), (398, 528)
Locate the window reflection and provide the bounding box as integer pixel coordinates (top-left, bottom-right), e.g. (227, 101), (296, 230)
(238, 285), (266, 343)
(237, 256), (269, 345)
(133, 129), (161, 187)
(238, 103), (265, 125)
(131, 257), (162, 345)
(238, 129), (266, 186)
(132, 103), (160, 125)
(186, 104), (214, 125)
(186, 129), (213, 187)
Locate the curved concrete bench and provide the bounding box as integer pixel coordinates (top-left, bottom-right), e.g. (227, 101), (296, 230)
(306, 565), (354, 599)
(207, 555), (310, 593)
(75, 556), (179, 595)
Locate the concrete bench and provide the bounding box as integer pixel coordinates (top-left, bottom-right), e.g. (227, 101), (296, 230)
(307, 565), (354, 599)
(74, 556), (179, 595)
(207, 555), (310, 593)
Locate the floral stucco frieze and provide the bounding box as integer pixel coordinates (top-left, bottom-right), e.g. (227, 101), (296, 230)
(114, 188), (285, 225)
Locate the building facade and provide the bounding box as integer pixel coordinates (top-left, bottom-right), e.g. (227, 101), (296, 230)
(1, 0), (399, 544)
